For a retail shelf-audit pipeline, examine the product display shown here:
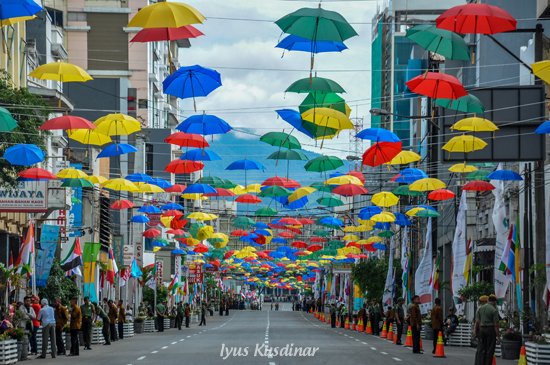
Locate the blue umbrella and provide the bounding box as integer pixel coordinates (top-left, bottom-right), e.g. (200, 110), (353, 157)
(171, 249), (186, 255)
(255, 222), (269, 229)
(329, 171), (345, 178)
(150, 178), (173, 189)
(131, 215), (149, 223)
(163, 65), (222, 111)
(275, 109), (315, 139)
(226, 159), (265, 171)
(3, 144), (44, 166)
(254, 229), (272, 237)
(97, 143), (138, 158)
(138, 205), (161, 214)
(161, 202), (184, 210)
(176, 114), (232, 135)
(535, 120), (550, 134)
(319, 216), (343, 227)
(180, 148), (221, 161)
(356, 128), (400, 142)
(271, 237), (287, 244)
(487, 169), (523, 181)
(358, 206), (382, 220)
(0, 0), (43, 20)
(395, 168), (427, 183)
(276, 35), (348, 54)
(274, 195), (308, 210)
(126, 173), (153, 183)
(373, 243), (387, 251)
(183, 183), (216, 194)
(374, 222), (391, 230)
(394, 212), (411, 227)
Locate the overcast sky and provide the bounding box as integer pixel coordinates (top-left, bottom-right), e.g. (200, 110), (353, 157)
(176, 0), (380, 157)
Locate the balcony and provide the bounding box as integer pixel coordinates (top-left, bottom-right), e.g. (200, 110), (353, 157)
(50, 27), (68, 60)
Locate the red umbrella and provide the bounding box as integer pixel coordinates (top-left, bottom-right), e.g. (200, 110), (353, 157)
(262, 176), (301, 188)
(347, 170), (365, 183)
(143, 228), (161, 238)
(278, 217), (303, 226)
(346, 242), (360, 249)
(40, 115), (95, 130)
(165, 184), (186, 193)
(165, 159), (204, 174)
(406, 72), (467, 100)
(164, 132), (209, 148)
(204, 188), (235, 197)
(223, 250), (235, 259)
(462, 180), (495, 192)
(231, 229), (249, 237)
(162, 210), (184, 217)
(428, 189), (456, 201)
(235, 194), (262, 204)
(110, 199), (135, 210)
(298, 218), (314, 225)
(307, 244), (322, 252)
(170, 216), (188, 229)
(295, 251), (309, 256)
(278, 231), (295, 239)
(193, 244), (209, 253)
(310, 237), (327, 243)
(362, 142), (402, 167)
(291, 240), (308, 249)
(332, 183), (368, 197)
(166, 229), (184, 235)
(130, 25), (204, 42)
(436, 3), (516, 35)
(18, 167), (56, 180)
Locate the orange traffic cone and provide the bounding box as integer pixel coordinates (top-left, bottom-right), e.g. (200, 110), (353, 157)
(492, 355), (496, 365)
(345, 317), (350, 330)
(433, 331), (445, 358)
(393, 326), (398, 344)
(380, 322), (387, 338)
(357, 318), (364, 332)
(518, 345), (527, 365)
(351, 320), (356, 331)
(404, 326), (413, 347)
(366, 320), (372, 334)
(387, 322), (394, 342)
(420, 338), (424, 352)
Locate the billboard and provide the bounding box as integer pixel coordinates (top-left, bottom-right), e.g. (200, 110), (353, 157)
(0, 182), (48, 212)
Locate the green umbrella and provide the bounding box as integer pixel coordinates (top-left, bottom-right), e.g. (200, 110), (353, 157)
(392, 185), (424, 197)
(255, 207), (278, 217)
(275, 7), (358, 42)
(327, 240), (344, 249)
(61, 178), (93, 188)
(305, 155), (343, 172)
(378, 230), (395, 238)
(466, 170), (490, 181)
(435, 94), (485, 114)
(300, 119), (339, 139)
(231, 217), (255, 229)
(71, 197), (82, 204)
(0, 107), (17, 132)
(219, 178), (237, 189)
(416, 209), (440, 218)
(258, 185), (291, 197)
(406, 24), (470, 61)
(260, 132), (302, 150)
(310, 181), (332, 193)
(196, 176), (225, 187)
(299, 92), (348, 115)
(313, 229), (331, 237)
(286, 77), (345, 94)
(267, 150), (308, 161)
(316, 195), (344, 207)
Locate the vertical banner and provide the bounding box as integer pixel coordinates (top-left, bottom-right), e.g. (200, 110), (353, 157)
(383, 236), (395, 310)
(82, 242), (101, 303)
(68, 163), (83, 237)
(400, 227), (409, 302)
(415, 218), (433, 314)
(451, 191), (468, 314)
(35, 225), (60, 287)
(492, 164), (511, 299)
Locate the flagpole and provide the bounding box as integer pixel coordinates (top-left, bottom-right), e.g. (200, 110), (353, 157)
(31, 220), (37, 296)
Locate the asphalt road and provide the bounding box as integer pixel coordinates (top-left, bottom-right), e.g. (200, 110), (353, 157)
(33, 309), (515, 365)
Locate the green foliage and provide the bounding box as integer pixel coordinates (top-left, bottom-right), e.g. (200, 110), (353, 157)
(0, 71), (49, 187)
(38, 260), (80, 306)
(142, 285), (168, 307)
(458, 281), (494, 302)
(351, 258), (402, 303)
(529, 263), (546, 292)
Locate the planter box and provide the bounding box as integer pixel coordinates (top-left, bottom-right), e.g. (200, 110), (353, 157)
(169, 318), (176, 328)
(164, 318), (171, 330)
(0, 340), (18, 365)
(501, 339), (521, 360)
(134, 321), (144, 334)
(526, 342), (550, 365)
(35, 327), (51, 355)
(143, 319), (155, 333)
(447, 323), (473, 347)
(16, 337), (28, 361)
(495, 343), (501, 358)
(123, 323), (134, 338)
(91, 326), (104, 345)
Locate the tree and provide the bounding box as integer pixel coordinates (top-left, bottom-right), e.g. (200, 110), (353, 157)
(143, 286), (168, 307)
(38, 260), (80, 306)
(351, 258), (402, 303)
(0, 71), (48, 187)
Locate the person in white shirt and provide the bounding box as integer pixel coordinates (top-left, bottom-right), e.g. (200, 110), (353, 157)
(37, 299), (56, 359)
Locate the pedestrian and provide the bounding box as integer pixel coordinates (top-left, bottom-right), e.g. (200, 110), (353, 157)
(395, 298), (405, 345)
(156, 300), (166, 332)
(108, 300), (118, 341)
(117, 300), (125, 340)
(444, 307), (459, 343)
(184, 303), (191, 328)
(53, 298), (68, 355)
(199, 301), (207, 326)
(225, 299), (229, 316)
(385, 305), (395, 334)
(176, 302), (184, 330)
(219, 299), (224, 316)
(330, 303), (337, 328)
(126, 305), (133, 322)
(372, 301), (382, 336)
(474, 295), (500, 365)
(431, 298), (444, 354)
(409, 295), (422, 354)
(357, 303), (366, 329)
(19, 296), (36, 354)
(81, 296), (95, 350)
(94, 302), (110, 345)
(69, 297), (81, 356)
(37, 298), (56, 359)
(29, 295), (41, 355)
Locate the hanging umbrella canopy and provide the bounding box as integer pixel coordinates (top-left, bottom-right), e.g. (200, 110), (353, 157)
(184, 183), (217, 195)
(57, 168), (88, 179)
(165, 159), (204, 174)
(275, 108), (338, 140)
(128, 1), (205, 28)
(111, 199), (135, 210)
(535, 120), (550, 134)
(487, 170), (523, 181)
(392, 185), (424, 197)
(255, 207), (278, 217)
(204, 187), (235, 197)
(102, 178), (139, 192)
(356, 127), (400, 143)
(275, 7), (358, 42)
(428, 189), (455, 201)
(0, 107), (17, 132)
(452, 117), (498, 132)
(416, 209), (440, 218)
(304, 155), (343, 172)
(0, 15), (36, 27)
(235, 194), (262, 204)
(316, 195), (344, 207)
(267, 150), (308, 161)
(131, 215), (149, 223)
(288, 187), (316, 203)
(165, 132), (209, 148)
(533, 61), (550, 85)
(3, 144), (44, 166)
(61, 178), (93, 188)
(463, 180), (495, 191)
(435, 94), (485, 114)
(40, 115), (95, 131)
(125, 173), (153, 183)
(176, 114), (232, 135)
(67, 129), (112, 146)
(332, 184), (368, 197)
(318, 216), (344, 227)
(300, 108), (354, 131)
(276, 34), (348, 54)
(165, 184), (186, 193)
(406, 24), (470, 61)
(180, 148), (221, 161)
(299, 92), (350, 116)
(358, 206), (382, 220)
(442, 135), (488, 153)
(0, 0), (42, 20)
(163, 65), (222, 100)
(325, 175), (362, 186)
(371, 212), (396, 223)
(94, 114), (141, 136)
(143, 228), (161, 238)
(467, 170), (490, 181)
(29, 61), (93, 82)
(226, 159), (265, 171)
(409, 177), (446, 192)
(362, 142), (402, 167)
(371, 191), (399, 207)
(136, 183), (165, 194)
(286, 77), (345, 94)
(436, 3), (517, 35)
(262, 176), (300, 188)
(196, 175), (225, 187)
(232, 217), (256, 229)
(406, 72), (467, 100)
(448, 163), (478, 173)
(258, 185), (291, 197)
(138, 205), (161, 214)
(130, 25), (203, 42)
(97, 143), (138, 158)
(260, 132), (302, 150)
(386, 150), (421, 165)
(18, 167), (56, 180)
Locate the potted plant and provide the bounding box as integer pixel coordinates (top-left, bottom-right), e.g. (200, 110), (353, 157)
(0, 332), (18, 365)
(526, 335), (550, 364)
(6, 328), (25, 361)
(501, 329), (522, 359)
(134, 317), (145, 334)
(168, 315), (176, 329)
(123, 320), (134, 338)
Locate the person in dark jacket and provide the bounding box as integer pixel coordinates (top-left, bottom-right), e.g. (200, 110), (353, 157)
(94, 303), (110, 345)
(431, 298), (444, 354)
(395, 298), (405, 345)
(409, 295), (423, 354)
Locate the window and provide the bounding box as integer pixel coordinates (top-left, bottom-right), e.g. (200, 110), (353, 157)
(145, 143), (154, 176)
(67, 12), (86, 22)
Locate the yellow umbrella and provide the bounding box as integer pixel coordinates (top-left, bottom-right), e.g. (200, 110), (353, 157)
(442, 135), (488, 153)
(532, 60), (550, 84)
(409, 177), (446, 192)
(86, 175), (107, 185)
(245, 184), (262, 193)
(160, 216), (174, 228)
(182, 193), (207, 200)
(206, 213), (219, 220)
(152, 246), (162, 253)
(355, 223), (373, 232)
(29, 61), (92, 82)
(406, 207), (426, 217)
(342, 234), (359, 241)
(448, 163), (478, 173)
(371, 191), (399, 207)
(101, 178), (138, 192)
(1, 16), (36, 27)
(229, 185), (246, 195)
(197, 225), (214, 240)
(128, 2), (205, 28)
(301, 108), (354, 130)
(386, 150), (421, 165)
(451, 117), (498, 132)
(288, 187), (316, 203)
(95, 114), (141, 136)
(136, 182), (165, 193)
(325, 175), (362, 186)
(67, 129), (112, 146)
(366, 236), (383, 243)
(57, 168), (88, 179)
(370, 212), (396, 223)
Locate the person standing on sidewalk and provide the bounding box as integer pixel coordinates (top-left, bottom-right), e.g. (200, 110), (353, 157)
(54, 298), (68, 356)
(431, 298), (444, 354)
(19, 297), (36, 355)
(156, 301), (166, 332)
(30, 295), (41, 355)
(94, 302), (110, 345)
(37, 298), (56, 359)
(198, 301), (207, 326)
(175, 302), (184, 330)
(184, 303), (191, 328)
(69, 298), (81, 357)
(81, 297), (95, 350)
(474, 295), (500, 365)
(395, 298), (405, 345)
(117, 300), (126, 340)
(108, 300), (118, 341)
(409, 295), (423, 354)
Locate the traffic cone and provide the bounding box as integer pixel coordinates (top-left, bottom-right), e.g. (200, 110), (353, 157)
(518, 345), (527, 365)
(336, 318), (340, 327)
(352, 322), (356, 331)
(492, 355), (496, 365)
(357, 318), (364, 332)
(366, 320), (372, 334)
(404, 326), (413, 347)
(380, 322), (387, 338)
(387, 322), (394, 342)
(393, 326), (398, 344)
(420, 338), (423, 352)
(345, 317), (350, 330)
(433, 331), (445, 358)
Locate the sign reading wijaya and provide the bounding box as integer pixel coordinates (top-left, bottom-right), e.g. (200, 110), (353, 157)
(0, 182), (48, 212)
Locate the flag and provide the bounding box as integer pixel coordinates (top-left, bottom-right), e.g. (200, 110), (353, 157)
(145, 263), (157, 290)
(61, 237), (83, 276)
(463, 239), (473, 284)
(415, 217), (433, 314)
(16, 221), (34, 274)
(104, 247), (118, 285)
(430, 254), (441, 291)
(130, 258), (142, 278)
(513, 219), (522, 311)
(451, 191), (467, 311)
(498, 225), (514, 274)
(382, 237), (395, 309)
(168, 275), (179, 294)
(82, 242), (101, 303)
(119, 268), (130, 287)
(492, 163), (511, 299)
(401, 227), (409, 301)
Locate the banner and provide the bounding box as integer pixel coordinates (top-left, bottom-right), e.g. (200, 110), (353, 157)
(492, 164), (511, 299)
(546, 194), (550, 307)
(400, 227), (409, 301)
(382, 237), (395, 310)
(35, 225), (60, 287)
(82, 242), (101, 303)
(451, 191), (468, 313)
(68, 163), (82, 237)
(415, 218), (433, 314)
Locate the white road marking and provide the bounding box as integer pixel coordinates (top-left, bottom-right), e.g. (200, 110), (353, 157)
(161, 346), (168, 350)
(187, 335), (191, 338)
(361, 342), (368, 345)
(171, 341), (177, 345)
(370, 347), (376, 351)
(137, 356), (146, 361)
(151, 351), (158, 354)
(179, 339), (184, 342)
(269, 362), (276, 365)
(381, 352), (388, 355)
(392, 358), (402, 362)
